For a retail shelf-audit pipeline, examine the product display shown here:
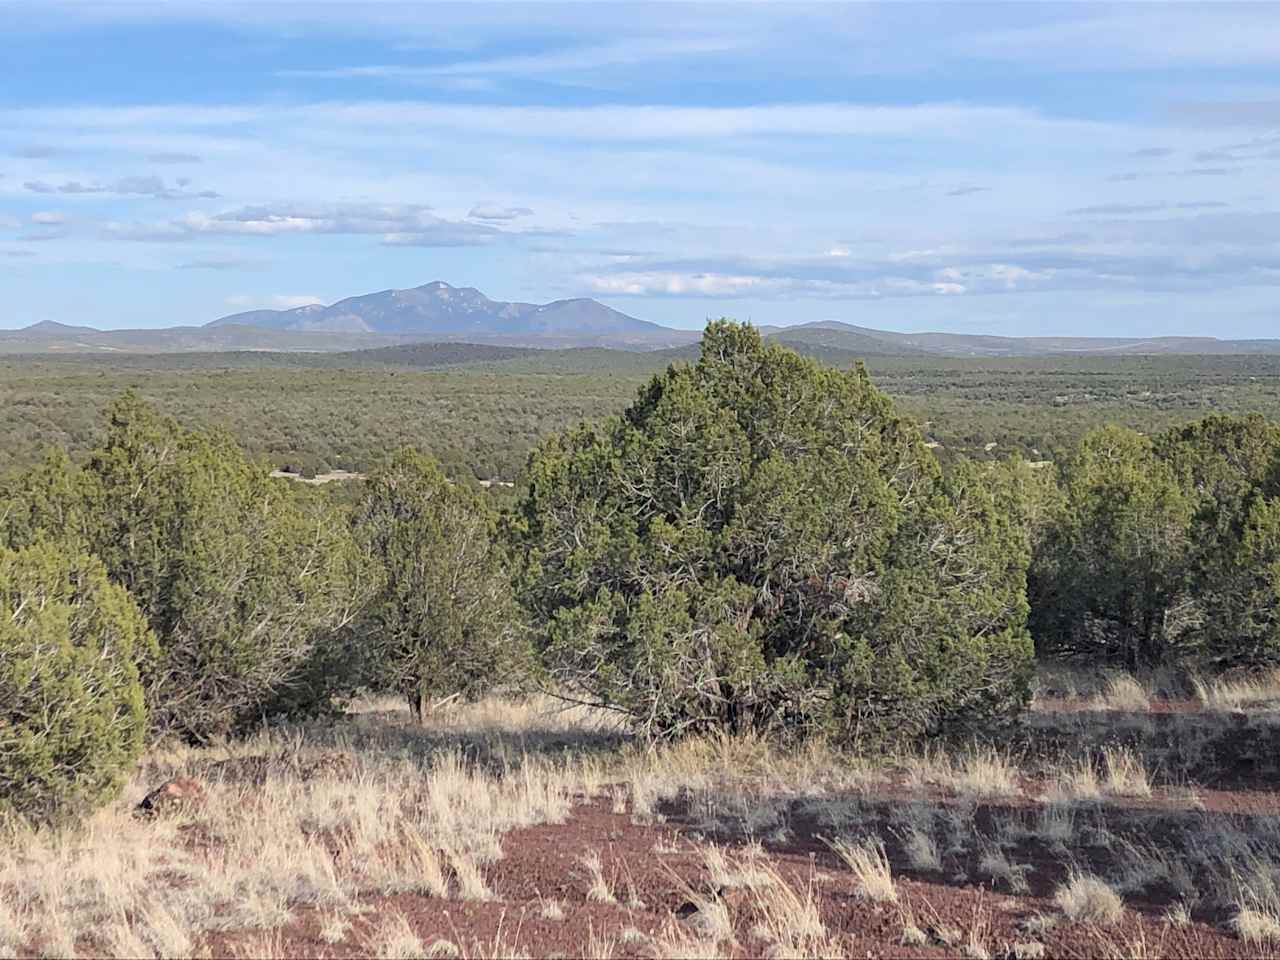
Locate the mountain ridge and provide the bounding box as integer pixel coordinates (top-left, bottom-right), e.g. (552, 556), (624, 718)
(5, 280), (1280, 356)
(206, 280), (695, 349)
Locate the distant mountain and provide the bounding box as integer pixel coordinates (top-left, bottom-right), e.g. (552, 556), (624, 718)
(768, 321), (1280, 358)
(207, 280), (698, 349)
(6, 283), (1280, 357)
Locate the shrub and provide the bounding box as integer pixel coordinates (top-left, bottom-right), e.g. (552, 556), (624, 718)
(510, 321), (1033, 744)
(0, 543), (156, 822)
(1029, 425), (1192, 667)
(1032, 415), (1280, 669)
(1158, 416), (1280, 667)
(352, 447), (532, 717)
(7, 392), (365, 742)
(86, 393), (365, 740)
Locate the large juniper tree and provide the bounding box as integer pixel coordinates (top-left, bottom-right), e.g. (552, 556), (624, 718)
(509, 321), (1033, 745)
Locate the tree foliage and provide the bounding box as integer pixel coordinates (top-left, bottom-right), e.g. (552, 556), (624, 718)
(2, 392), (365, 742)
(352, 448), (531, 718)
(511, 322), (1033, 745)
(1031, 415), (1280, 668)
(0, 543), (156, 823)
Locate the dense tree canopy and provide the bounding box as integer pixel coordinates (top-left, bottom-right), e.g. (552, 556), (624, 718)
(1031, 415), (1280, 668)
(511, 322), (1034, 745)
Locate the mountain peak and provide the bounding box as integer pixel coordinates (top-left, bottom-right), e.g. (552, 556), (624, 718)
(204, 280), (688, 348)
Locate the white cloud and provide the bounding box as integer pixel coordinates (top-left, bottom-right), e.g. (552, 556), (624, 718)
(586, 271), (776, 298)
(178, 203), (504, 246)
(30, 211), (66, 225)
(225, 293), (325, 310)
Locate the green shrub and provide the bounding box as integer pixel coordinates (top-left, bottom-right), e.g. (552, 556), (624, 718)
(510, 322), (1033, 745)
(352, 448), (532, 718)
(1029, 425), (1192, 667)
(0, 543), (156, 823)
(1031, 415), (1280, 669)
(6, 392), (365, 742)
(85, 393), (364, 740)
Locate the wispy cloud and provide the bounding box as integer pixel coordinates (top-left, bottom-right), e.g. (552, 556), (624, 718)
(176, 256), (269, 271)
(107, 202), (510, 248)
(469, 204), (533, 221)
(278, 37), (740, 82)
(147, 151), (202, 164)
(23, 175), (218, 198)
(224, 293), (325, 310)
(11, 144), (59, 159)
(1068, 203), (1167, 216)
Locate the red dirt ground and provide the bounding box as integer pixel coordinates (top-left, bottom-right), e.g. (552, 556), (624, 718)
(192, 793), (1266, 959)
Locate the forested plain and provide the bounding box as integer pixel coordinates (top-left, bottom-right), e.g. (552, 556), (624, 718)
(4, 345), (1280, 483)
(11, 327), (1280, 959)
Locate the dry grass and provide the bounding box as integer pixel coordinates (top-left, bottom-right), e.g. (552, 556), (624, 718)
(538, 897), (565, 921)
(747, 865), (828, 957)
(8, 675), (1280, 958)
(702, 844), (776, 891)
(1054, 872), (1124, 924)
(0, 697), (596, 958)
(1194, 669), (1280, 712)
(905, 746), (1021, 799)
(320, 912), (352, 944)
(1091, 674), (1152, 712)
(370, 912), (426, 960)
(896, 826), (942, 872)
(580, 848), (616, 904)
(977, 843), (1031, 895)
(448, 847), (493, 901)
(1101, 746), (1153, 799)
(823, 837), (897, 903)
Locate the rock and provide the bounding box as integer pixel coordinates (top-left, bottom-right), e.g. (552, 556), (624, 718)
(136, 776), (206, 816)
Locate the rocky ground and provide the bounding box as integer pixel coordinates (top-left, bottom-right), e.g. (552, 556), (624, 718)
(4, 673), (1280, 959)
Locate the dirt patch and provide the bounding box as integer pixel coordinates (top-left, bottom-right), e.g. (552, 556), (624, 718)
(196, 796), (1267, 959)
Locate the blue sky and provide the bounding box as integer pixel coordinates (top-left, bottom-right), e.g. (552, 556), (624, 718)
(1, 1), (1279, 336)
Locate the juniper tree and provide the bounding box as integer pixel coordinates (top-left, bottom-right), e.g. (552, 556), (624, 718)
(509, 321), (1033, 745)
(0, 543), (155, 822)
(352, 448), (531, 718)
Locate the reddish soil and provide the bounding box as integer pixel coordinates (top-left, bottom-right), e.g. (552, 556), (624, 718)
(194, 793), (1266, 959)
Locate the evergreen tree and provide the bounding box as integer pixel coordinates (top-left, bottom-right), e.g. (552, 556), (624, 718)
(510, 322), (1033, 744)
(0, 543), (155, 822)
(352, 448), (531, 718)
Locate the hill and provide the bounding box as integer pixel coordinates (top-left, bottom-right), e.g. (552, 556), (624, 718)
(771, 321), (1280, 357)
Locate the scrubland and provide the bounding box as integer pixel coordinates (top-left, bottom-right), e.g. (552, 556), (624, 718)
(4, 669), (1280, 960)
